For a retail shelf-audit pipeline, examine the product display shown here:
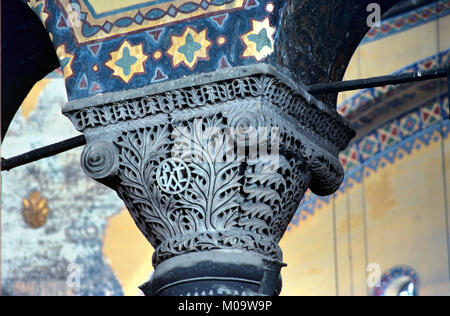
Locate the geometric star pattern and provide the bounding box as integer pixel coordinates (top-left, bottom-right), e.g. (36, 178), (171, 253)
(167, 27), (212, 70)
(105, 40), (149, 84)
(241, 17), (276, 61)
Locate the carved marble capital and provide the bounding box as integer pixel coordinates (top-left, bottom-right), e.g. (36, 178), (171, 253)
(63, 65), (355, 296)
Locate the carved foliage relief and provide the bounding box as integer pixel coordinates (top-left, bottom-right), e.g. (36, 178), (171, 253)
(75, 74), (353, 267)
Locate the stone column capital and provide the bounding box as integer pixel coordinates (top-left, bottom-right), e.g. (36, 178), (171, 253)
(63, 64), (355, 296)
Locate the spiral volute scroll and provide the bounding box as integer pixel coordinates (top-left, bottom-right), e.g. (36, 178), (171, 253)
(81, 141), (119, 180)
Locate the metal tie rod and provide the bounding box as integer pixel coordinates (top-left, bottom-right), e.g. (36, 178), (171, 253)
(1, 135), (86, 171)
(307, 66), (448, 95)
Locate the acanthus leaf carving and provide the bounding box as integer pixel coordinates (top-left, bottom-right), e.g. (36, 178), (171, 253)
(71, 71), (353, 271)
(175, 116), (243, 232)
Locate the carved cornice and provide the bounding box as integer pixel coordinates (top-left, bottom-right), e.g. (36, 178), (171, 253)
(63, 65), (355, 152)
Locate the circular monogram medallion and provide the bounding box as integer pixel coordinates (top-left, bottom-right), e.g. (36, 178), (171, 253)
(156, 158), (191, 194)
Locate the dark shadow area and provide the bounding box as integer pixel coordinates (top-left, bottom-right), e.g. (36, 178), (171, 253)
(1, 0), (59, 141)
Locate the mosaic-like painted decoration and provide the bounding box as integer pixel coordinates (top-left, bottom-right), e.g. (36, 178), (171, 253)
(27, 0), (50, 26)
(57, 0), (246, 45)
(291, 48), (450, 227)
(362, 0), (450, 44)
(25, 0), (449, 102)
(56, 44), (75, 80)
(166, 26), (212, 70)
(241, 17), (275, 61)
(105, 39), (149, 83)
(293, 94), (449, 226)
(24, 0), (279, 100)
